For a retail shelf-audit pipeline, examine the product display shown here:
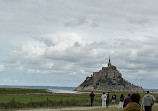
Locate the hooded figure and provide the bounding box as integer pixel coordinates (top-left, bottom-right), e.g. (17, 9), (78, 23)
(123, 93), (144, 111)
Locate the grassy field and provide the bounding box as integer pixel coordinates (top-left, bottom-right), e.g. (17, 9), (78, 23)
(0, 88), (157, 109)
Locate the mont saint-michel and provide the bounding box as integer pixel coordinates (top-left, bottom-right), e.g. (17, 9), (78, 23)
(75, 58), (144, 92)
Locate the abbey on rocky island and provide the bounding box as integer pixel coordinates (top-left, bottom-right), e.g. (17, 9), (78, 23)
(75, 58), (144, 92)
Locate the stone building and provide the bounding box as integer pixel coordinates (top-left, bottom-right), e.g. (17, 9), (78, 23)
(75, 58), (144, 92)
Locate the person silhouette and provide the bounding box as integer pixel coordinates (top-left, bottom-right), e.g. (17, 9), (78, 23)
(118, 94), (124, 108)
(106, 92), (110, 107)
(123, 94), (131, 107)
(112, 93), (116, 104)
(101, 92), (107, 108)
(89, 91), (95, 106)
(142, 91), (156, 111)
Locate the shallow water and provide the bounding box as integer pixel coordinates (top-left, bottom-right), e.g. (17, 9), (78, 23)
(47, 89), (78, 94)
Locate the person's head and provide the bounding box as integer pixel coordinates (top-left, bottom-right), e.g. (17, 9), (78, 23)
(103, 92), (105, 94)
(121, 94), (124, 98)
(128, 94), (131, 97)
(147, 91), (149, 93)
(131, 93), (140, 104)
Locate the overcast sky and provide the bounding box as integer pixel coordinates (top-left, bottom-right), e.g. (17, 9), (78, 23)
(0, 0), (158, 89)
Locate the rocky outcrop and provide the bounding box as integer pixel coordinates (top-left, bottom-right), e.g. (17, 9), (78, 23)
(75, 59), (144, 92)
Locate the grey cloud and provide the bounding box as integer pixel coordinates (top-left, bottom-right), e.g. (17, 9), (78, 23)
(65, 18), (87, 27)
(7, 37), (110, 74)
(74, 42), (82, 47)
(31, 36), (54, 47)
(128, 18), (150, 25)
(65, 18), (99, 27)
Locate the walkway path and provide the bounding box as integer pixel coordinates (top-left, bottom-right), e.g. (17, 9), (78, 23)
(17, 106), (101, 111)
(8, 105), (118, 111)
(3, 104), (158, 111)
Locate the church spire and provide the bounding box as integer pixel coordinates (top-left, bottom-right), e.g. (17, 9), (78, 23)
(109, 57), (110, 63)
(108, 57), (111, 67)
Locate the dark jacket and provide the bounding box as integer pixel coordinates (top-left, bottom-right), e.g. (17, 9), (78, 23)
(90, 92), (95, 99)
(124, 97), (131, 107)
